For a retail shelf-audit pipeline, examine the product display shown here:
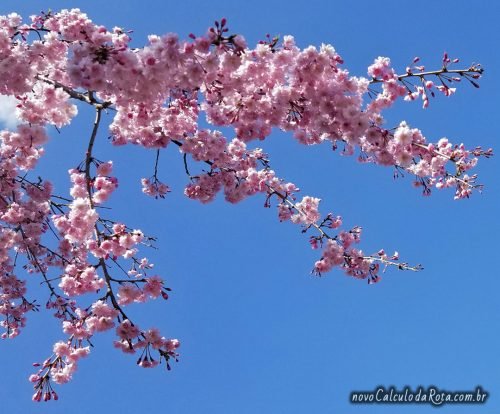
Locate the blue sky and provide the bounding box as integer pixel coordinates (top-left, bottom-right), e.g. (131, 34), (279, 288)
(0, 1), (499, 413)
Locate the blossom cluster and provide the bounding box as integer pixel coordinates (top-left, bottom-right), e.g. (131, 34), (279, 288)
(0, 124), (52, 339)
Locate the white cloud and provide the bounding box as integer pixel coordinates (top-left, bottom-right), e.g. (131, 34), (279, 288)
(0, 95), (20, 130)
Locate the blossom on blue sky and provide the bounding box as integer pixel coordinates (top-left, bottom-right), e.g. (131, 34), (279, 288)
(0, 1), (498, 413)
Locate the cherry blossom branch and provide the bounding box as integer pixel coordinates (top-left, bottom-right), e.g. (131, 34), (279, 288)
(85, 107), (103, 210)
(81, 108), (132, 322)
(367, 55), (483, 108)
(153, 150), (160, 178)
(267, 187), (329, 238)
(266, 186), (422, 272)
(98, 258), (131, 322)
(172, 137), (422, 275)
(140, 147), (171, 199)
(35, 76), (112, 108)
(370, 65), (483, 85)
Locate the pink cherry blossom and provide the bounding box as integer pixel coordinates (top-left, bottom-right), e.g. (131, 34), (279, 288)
(0, 8), (489, 401)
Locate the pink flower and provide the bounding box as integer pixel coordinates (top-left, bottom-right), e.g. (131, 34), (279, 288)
(117, 284), (143, 305)
(53, 341), (70, 357)
(143, 276), (163, 299)
(165, 338), (180, 352)
(116, 319), (140, 340)
(291, 196), (321, 225)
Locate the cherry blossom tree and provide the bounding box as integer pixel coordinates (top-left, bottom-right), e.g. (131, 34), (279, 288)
(0, 9), (491, 402)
